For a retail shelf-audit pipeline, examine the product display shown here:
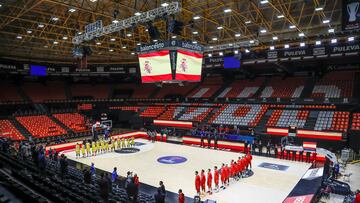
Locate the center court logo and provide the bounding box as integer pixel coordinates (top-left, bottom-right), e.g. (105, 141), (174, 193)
(157, 156), (187, 164)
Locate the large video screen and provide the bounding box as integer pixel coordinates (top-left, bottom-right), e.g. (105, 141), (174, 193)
(224, 56), (241, 69)
(30, 65), (47, 76)
(175, 50), (203, 81)
(138, 50), (172, 83)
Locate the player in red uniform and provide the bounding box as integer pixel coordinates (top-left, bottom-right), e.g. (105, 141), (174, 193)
(178, 189), (185, 203)
(230, 160), (236, 181)
(207, 169), (213, 194)
(225, 164), (230, 186)
(200, 169), (206, 194)
(237, 157), (242, 178)
(220, 164), (226, 189)
(214, 166), (219, 192)
(195, 171), (201, 195)
(248, 152), (253, 170)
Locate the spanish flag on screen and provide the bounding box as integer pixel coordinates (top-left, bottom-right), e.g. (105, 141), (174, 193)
(138, 50), (172, 83)
(175, 50), (203, 81)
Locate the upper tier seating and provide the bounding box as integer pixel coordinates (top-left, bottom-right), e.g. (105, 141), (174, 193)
(178, 107), (212, 122)
(260, 77), (306, 98)
(188, 76), (222, 98)
(314, 111), (349, 132)
(16, 115), (66, 138)
(266, 110), (309, 128)
(210, 104), (268, 127)
(217, 78), (264, 98)
(0, 120), (25, 140)
(53, 113), (87, 132)
(155, 83), (197, 98)
(140, 106), (165, 118)
(130, 84), (157, 98)
(311, 71), (354, 98)
(351, 113), (360, 131)
(22, 82), (66, 102)
(71, 84), (110, 99)
(0, 83), (22, 102)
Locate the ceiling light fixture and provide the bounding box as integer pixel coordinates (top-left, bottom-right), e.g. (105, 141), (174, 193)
(277, 15), (284, 19)
(328, 28), (335, 33)
(331, 38), (337, 44)
(270, 46), (275, 50)
(134, 12), (141, 16)
(161, 2), (169, 7)
(322, 19), (330, 24)
(68, 8), (76, 13)
(193, 16), (201, 20)
(272, 36), (278, 40)
(300, 42), (305, 47)
(315, 7), (323, 11)
(224, 8), (232, 13)
(298, 32), (305, 37)
(260, 0), (269, 4)
(235, 33), (241, 37)
(62, 36), (68, 40)
(315, 40), (321, 45)
(284, 44), (290, 48)
(245, 49), (250, 53)
(348, 36), (355, 42)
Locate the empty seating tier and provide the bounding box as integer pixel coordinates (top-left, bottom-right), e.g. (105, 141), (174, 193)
(351, 113), (360, 131)
(314, 111), (349, 132)
(53, 113), (87, 132)
(178, 107), (212, 122)
(22, 82), (66, 102)
(71, 84), (110, 99)
(0, 120), (25, 140)
(140, 106), (166, 118)
(217, 78), (264, 98)
(266, 110), (309, 128)
(260, 77), (306, 98)
(16, 115), (66, 138)
(311, 71), (354, 98)
(210, 104), (268, 127)
(155, 83), (196, 98)
(0, 83), (22, 102)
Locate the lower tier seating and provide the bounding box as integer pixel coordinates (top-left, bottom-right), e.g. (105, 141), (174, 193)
(140, 106), (165, 118)
(314, 111), (349, 132)
(209, 104), (268, 127)
(266, 110), (309, 128)
(0, 120), (25, 140)
(16, 115), (67, 138)
(53, 113), (87, 132)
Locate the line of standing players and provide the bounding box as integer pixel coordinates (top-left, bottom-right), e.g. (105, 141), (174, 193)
(195, 152), (253, 196)
(75, 137), (135, 158)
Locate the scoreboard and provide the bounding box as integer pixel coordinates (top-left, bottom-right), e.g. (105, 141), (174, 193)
(137, 40), (204, 83)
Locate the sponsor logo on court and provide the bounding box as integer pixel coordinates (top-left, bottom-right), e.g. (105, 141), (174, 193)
(157, 156), (187, 164)
(258, 162), (289, 171)
(115, 148), (140, 154)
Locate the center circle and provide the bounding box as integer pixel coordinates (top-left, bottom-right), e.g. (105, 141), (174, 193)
(157, 156), (187, 164)
(115, 148), (140, 154)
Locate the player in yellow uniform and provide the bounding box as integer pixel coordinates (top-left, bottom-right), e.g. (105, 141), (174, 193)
(75, 143), (80, 158)
(81, 144), (86, 158)
(92, 141), (96, 156)
(127, 138), (131, 148)
(114, 138), (118, 150)
(86, 141), (91, 157)
(105, 140), (109, 152)
(111, 139), (115, 151)
(96, 140), (100, 154)
(100, 139), (105, 153)
(121, 138), (126, 148)
(117, 138), (121, 149)
(131, 137), (135, 147)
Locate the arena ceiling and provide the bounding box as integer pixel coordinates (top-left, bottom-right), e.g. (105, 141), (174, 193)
(0, 0), (345, 64)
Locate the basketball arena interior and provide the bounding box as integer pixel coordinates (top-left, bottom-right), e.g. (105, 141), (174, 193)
(0, 0), (360, 203)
